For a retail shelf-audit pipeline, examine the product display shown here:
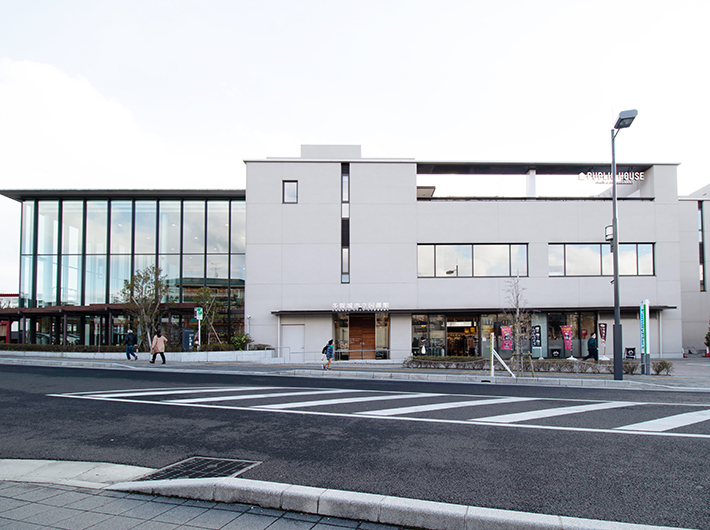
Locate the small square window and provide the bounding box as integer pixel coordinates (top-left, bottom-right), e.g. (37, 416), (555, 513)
(283, 181), (298, 204)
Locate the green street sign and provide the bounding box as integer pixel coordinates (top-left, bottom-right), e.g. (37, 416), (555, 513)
(194, 307), (204, 320)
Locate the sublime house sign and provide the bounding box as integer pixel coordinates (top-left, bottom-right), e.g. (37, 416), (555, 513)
(332, 302), (390, 312)
(578, 171), (645, 184)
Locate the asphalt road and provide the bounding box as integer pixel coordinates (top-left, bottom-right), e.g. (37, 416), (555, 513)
(1, 364), (708, 529)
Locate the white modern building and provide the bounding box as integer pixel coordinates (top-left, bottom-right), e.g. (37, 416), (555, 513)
(245, 145), (708, 362)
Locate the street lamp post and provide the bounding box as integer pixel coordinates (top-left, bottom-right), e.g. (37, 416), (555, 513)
(610, 109), (638, 381)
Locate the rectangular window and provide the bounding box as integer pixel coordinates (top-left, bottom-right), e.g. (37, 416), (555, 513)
(283, 181), (298, 203)
(37, 201), (59, 256)
(549, 244), (564, 276)
(473, 245), (507, 277)
(110, 201), (133, 254)
(550, 243), (654, 277)
(86, 201), (108, 255)
(418, 244), (528, 278)
(159, 254), (180, 302)
(61, 254), (82, 306)
(21, 201), (35, 256)
(207, 201), (229, 253)
(159, 201), (181, 254)
(134, 201), (157, 254)
(699, 202), (705, 291)
(436, 245), (473, 277)
(565, 244), (601, 276)
(418, 245), (434, 278)
(62, 201), (84, 255)
(85, 254), (107, 304)
(183, 201), (205, 254)
(230, 201), (246, 253)
(511, 244), (528, 277)
(638, 244), (654, 275)
(341, 248), (350, 283)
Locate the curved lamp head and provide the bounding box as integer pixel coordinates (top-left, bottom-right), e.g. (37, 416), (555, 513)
(614, 109), (638, 130)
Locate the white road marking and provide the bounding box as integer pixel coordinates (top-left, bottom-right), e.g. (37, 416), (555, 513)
(257, 392), (444, 409)
(473, 401), (638, 423)
(46, 386), (710, 440)
(86, 387), (275, 399)
(168, 389), (358, 404)
(358, 396), (537, 416)
(616, 409), (710, 432)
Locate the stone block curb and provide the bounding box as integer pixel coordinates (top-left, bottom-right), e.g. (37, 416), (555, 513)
(107, 477), (697, 530)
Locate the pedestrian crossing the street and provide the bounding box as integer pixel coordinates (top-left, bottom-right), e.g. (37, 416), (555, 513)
(49, 385), (710, 439)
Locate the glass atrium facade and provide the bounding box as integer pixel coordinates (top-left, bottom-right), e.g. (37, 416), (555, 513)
(15, 191), (246, 346)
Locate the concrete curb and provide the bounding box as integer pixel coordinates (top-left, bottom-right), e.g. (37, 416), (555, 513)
(0, 357), (653, 390)
(107, 477), (696, 530)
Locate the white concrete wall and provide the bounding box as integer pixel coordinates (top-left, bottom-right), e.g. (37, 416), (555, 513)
(246, 151), (685, 359)
(679, 198), (710, 352)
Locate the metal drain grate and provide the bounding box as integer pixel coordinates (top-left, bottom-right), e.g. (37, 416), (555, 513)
(140, 457), (260, 481)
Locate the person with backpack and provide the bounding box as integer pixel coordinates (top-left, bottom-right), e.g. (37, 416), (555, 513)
(322, 339), (334, 370)
(125, 329), (138, 360)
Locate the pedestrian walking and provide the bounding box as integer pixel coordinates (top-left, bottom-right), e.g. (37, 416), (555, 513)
(322, 339), (334, 370)
(583, 332), (599, 361)
(125, 329), (138, 360)
(150, 329), (168, 364)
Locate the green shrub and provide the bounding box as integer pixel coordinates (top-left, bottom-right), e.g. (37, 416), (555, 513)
(229, 332), (253, 350)
(651, 360), (674, 376)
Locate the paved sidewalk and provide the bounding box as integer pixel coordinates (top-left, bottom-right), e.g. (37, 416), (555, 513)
(0, 460), (697, 530)
(2, 351), (710, 391)
(0, 479), (386, 530)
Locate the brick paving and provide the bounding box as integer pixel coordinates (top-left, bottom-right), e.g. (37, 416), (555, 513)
(0, 481), (400, 530)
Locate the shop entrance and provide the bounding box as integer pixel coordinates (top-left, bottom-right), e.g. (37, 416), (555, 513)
(349, 314), (376, 359)
(446, 316), (479, 356)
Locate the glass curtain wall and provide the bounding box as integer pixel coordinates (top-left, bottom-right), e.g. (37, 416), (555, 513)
(18, 195), (247, 343)
(36, 201), (58, 307)
(159, 201), (181, 302)
(230, 201), (246, 334)
(20, 201), (35, 307)
(206, 201), (229, 340)
(182, 201), (205, 302)
(85, 201), (107, 304)
(60, 201), (83, 305)
(109, 201), (133, 302)
(134, 200), (157, 273)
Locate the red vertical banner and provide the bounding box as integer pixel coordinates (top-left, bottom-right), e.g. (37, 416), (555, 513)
(599, 323), (607, 347)
(501, 326), (513, 350)
(561, 325), (573, 352)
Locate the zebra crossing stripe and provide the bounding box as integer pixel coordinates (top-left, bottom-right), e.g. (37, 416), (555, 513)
(472, 401), (639, 423)
(615, 409), (710, 432)
(85, 387), (276, 399)
(357, 396), (537, 416)
(257, 392), (445, 410)
(167, 389), (358, 404)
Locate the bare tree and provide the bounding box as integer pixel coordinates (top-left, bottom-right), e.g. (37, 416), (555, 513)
(194, 286), (223, 344)
(118, 265), (169, 351)
(505, 275), (532, 376)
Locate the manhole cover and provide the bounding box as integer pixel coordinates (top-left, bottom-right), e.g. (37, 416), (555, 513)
(140, 457), (260, 481)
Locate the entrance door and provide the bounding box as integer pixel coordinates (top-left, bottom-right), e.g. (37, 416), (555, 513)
(282, 324), (305, 362)
(349, 314), (375, 360)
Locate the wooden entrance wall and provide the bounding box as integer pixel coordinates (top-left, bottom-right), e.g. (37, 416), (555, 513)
(348, 314), (376, 359)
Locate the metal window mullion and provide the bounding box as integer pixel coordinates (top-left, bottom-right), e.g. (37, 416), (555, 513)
(179, 200), (184, 302)
(203, 200), (208, 288)
(56, 201), (63, 306)
(105, 201), (111, 304)
(31, 200), (38, 308)
(80, 200), (87, 306)
(130, 200), (136, 277)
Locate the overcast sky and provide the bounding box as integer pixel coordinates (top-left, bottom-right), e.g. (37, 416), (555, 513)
(1, 0), (709, 293)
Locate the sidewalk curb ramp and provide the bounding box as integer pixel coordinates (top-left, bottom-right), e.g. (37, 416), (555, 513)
(108, 477), (696, 530)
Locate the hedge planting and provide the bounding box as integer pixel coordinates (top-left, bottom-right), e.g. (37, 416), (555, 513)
(402, 355), (673, 376)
